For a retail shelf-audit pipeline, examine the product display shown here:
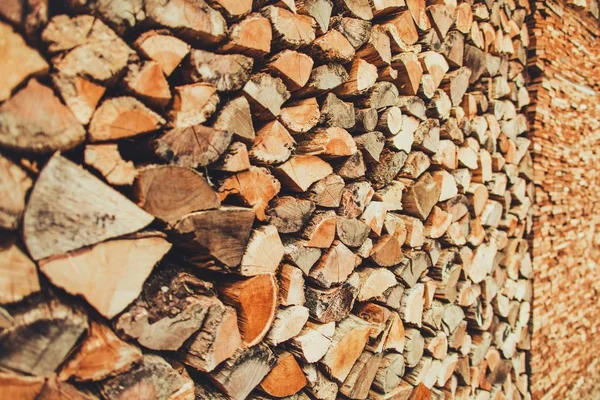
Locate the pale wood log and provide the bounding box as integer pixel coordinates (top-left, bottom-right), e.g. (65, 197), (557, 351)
(319, 93), (356, 129)
(367, 148), (408, 190)
(266, 305), (309, 346)
(0, 297), (88, 376)
(51, 73), (106, 125)
(40, 233), (171, 319)
(312, 29), (356, 63)
(383, 12), (419, 50)
(134, 30), (190, 76)
(260, 350), (307, 397)
(23, 154), (153, 261)
(357, 267), (397, 302)
(275, 155), (334, 192)
(392, 52), (423, 96)
(0, 79), (85, 154)
(99, 354), (194, 400)
(169, 83), (218, 127)
(0, 21), (48, 102)
(393, 249), (430, 287)
(283, 238), (322, 275)
(123, 61), (171, 109)
(276, 265), (305, 309)
(309, 241), (357, 287)
(243, 73), (291, 119)
(0, 237), (39, 304)
(355, 25), (391, 67)
(402, 173), (441, 220)
(220, 13), (272, 57)
(335, 151), (366, 179)
(268, 50), (314, 91)
(84, 144), (137, 186)
(305, 273), (360, 323)
(89, 96), (165, 142)
(249, 120), (295, 165)
(289, 321), (335, 363)
(134, 165), (219, 225)
(297, 127), (357, 157)
(267, 197), (315, 234)
(213, 96), (256, 143)
(301, 210), (337, 248)
(321, 314), (371, 383)
(280, 98), (321, 133)
(308, 173), (345, 207)
(427, 4), (455, 38)
(404, 328), (425, 368)
(155, 124), (233, 168)
(330, 16), (372, 49)
(302, 363), (338, 399)
(334, 0), (373, 20)
(295, 63), (349, 97)
(335, 59), (378, 98)
(298, 0), (334, 33)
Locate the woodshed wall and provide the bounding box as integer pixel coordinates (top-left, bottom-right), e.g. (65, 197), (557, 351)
(0, 0), (538, 399)
(528, 1), (600, 399)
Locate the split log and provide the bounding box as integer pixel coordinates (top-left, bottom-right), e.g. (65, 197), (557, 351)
(312, 29), (356, 63)
(84, 144), (137, 186)
(279, 264), (306, 306)
(266, 305), (309, 346)
(179, 300), (243, 373)
(89, 96), (165, 142)
(280, 98), (321, 133)
(260, 350), (307, 397)
(0, 297), (88, 376)
(210, 344), (276, 400)
(123, 61), (171, 108)
(99, 354), (195, 400)
(39, 233), (172, 319)
(134, 165), (219, 225)
(305, 272), (360, 323)
(23, 154), (154, 261)
(0, 21), (48, 102)
(309, 241), (357, 287)
(404, 328), (425, 368)
(220, 13), (272, 57)
(308, 173), (345, 208)
(268, 197), (315, 233)
(173, 207), (255, 268)
(295, 63), (349, 97)
(250, 120), (295, 164)
(155, 124), (233, 168)
(373, 353), (406, 394)
(59, 321), (142, 381)
(0, 79), (85, 154)
(298, 0), (334, 33)
(0, 154), (32, 231)
(290, 321), (335, 363)
(169, 83), (219, 127)
(340, 351), (383, 399)
(302, 210), (337, 248)
(357, 267), (397, 302)
(0, 237), (40, 304)
(297, 127), (357, 157)
(402, 173), (442, 220)
(320, 314), (371, 382)
(243, 73), (291, 119)
(319, 93), (356, 129)
(268, 50), (315, 91)
(183, 49), (254, 92)
(0, 372), (46, 400)
(335, 0), (373, 20)
(134, 30), (191, 76)
(51, 73), (106, 125)
(275, 155), (334, 192)
(262, 6), (316, 49)
(219, 274), (278, 346)
(335, 59), (378, 97)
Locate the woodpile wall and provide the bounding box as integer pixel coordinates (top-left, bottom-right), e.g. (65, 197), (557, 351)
(0, 0), (535, 399)
(528, 1), (600, 399)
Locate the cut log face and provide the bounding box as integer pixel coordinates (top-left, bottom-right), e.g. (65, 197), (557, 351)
(219, 274), (278, 346)
(183, 49), (254, 92)
(213, 96), (256, 142)
(59, 320), (142, 381)
(275, 155), (334, 192)
(210, 344), (276, 400)
(0, 297), (88, 377)
(0, 154), (32, 231)
(154, 124), (233, 168)
(221, 13), (272, 57)
(0, 21), (48, 102)
(40, 234), (171, 319)
(84, 144), (137, 186)
(265, 305), (309, 345)
(0, 237), (40, 304)
(268, 197), (316, 233)
(243, 73), (291, 119)
(239, 225), (284, 275)
(262, 6), (316, 49)
(269, 50), (315, 91)
(279, 97), (321, 133)
(99, 354), (195, 400)
(134, 165), (219, 225)
(0, 79), (85, 154)
(89, 96), (165, 142)
(169, 83), (219, 127)
(250, 120), (296, 164)
(123, 61), (172, 109)
(134, 30), (191, 76)
(173, 207), (255, 268)
(305, 273), (360, 323)
(52, 73), (106, 125)
(260, 350), (308, 397)
(23, 154), (154, 261)
(309, 240), (357, 288)
(179, 301), (242, 373)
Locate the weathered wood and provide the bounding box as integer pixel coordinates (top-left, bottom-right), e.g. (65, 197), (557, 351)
(134, 30), (190, 76)
(84, 144), (137, 186)
(0, 237), (39, 304)
(169, 83), (219, 127)
(23, 154), (154, 261)
(183, 49), (254, 92)
(305, 273), (360, 323)
(0, 154), (32, 231)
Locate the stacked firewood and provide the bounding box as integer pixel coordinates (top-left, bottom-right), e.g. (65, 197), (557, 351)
(527, 1), (600, 399)
(0, 0), (533, 399)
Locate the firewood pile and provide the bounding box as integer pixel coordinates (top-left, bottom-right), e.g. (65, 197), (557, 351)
(528, 1), (600, 398)
(0, 0), (533, 399)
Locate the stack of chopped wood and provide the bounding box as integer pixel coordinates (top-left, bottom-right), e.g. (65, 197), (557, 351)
(527, 0), (600, 399)
(0, 0), (533, 398)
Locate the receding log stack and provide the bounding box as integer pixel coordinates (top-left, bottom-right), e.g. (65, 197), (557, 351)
(528, 0), (599, 399)
(0, 0), (534, 399)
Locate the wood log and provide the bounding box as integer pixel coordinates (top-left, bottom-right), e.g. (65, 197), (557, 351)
(0, 237), (40, 304)
(297, 127), (357, 157)
(320, 314), (371, 383)
(219, 274), (278, 346)
(23, 154), (153, 260)
(268, 50), (314, 91)
(275, 155), (334, 192)
(289, 321), (334, 363)
(133, 165), (219, 225)
(312, 29), (356, 63)
(123, 61), (171, 109)
(210, 344), (276, 400)
(220, 13), (272, 57)
(40, 233), (171, 319)
(243, 73), (291, 119)
(402, 173), (442, 220)
(298, 0), (334, 33)
(0, 79), (85, 154)
(168, 83), (218, 127)
(280, 98), (321, 133)
(279, 264), (306, 306)
(266, 305), (309, 345)
(335, 0), (374, 20)
(259, 350), (307, 397)
(84, 144), (137, 186)
(334, 59), (378, 97)
(99, 354), (195, 400)
(0, 297), (88, 376)
(305, 272), (360, 323)
(373, 353), (406, 394)
(340, 351), (383, 399)
(319, 93), (356, 129)
(309, 240), (357, 287)
(0, 371), (51, 400)
(155, 124), (233, 168)
(59, 320), (141, 381)
(179, 301), (242, 372)
(134, 30), (190, 76)
(183, 49), (253, 92)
